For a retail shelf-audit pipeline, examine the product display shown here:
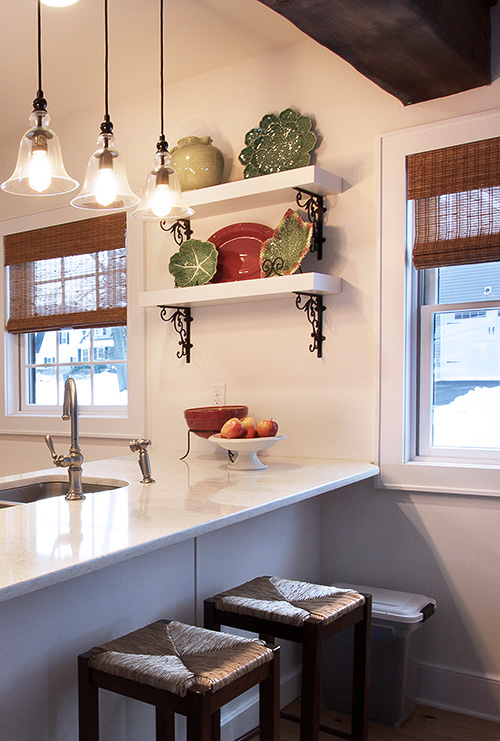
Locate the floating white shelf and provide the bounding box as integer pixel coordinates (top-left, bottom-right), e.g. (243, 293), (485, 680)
(139, 273), (341, 309)
(146, 166), (344, 360)
(181, 165), (343, 219)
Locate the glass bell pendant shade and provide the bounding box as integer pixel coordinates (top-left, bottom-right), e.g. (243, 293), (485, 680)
(71, 132), (139, 211)
(41, 0), (79, 6)
(1, 109), (79, 196)
(132, 150), (194, 221)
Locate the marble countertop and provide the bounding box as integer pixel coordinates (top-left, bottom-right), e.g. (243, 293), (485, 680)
(0, 450), (378, 603)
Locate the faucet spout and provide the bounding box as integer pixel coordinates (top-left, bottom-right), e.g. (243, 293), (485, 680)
(63, 377), (79, 452)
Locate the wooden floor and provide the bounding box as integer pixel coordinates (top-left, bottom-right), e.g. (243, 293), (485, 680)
(251, 700), (500, 740)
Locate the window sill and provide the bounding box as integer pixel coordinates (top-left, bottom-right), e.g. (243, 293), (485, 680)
(0, 412), (139, 440)
(377, 459), (500, 497)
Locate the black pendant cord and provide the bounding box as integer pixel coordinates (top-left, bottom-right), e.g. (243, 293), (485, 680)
(34, 0), (47, 112)
(104, 0), (109, 119)
(101, 0), (113, 136)
(157, 0), (168, 155)
(160, 0), (164, 140)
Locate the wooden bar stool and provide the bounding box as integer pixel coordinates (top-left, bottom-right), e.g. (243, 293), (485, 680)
(204, 576), (371, 741)
(78, 619), (280, 741)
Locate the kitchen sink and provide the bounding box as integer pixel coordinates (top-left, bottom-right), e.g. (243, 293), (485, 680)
(0, 479), (128, 505)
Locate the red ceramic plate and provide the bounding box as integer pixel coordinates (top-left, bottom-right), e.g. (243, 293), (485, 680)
(209, 222), (273, 283)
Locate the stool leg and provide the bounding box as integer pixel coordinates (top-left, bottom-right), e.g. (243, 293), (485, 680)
(259, 646), (280, 741)
(156, 707), (175, 739)
(211, 709), (221, 741)
(351, 598), (371, 741)
(78, 654), (99, 741)
(204, 598), (220, 632)
(186, 688), (212, 741)
(300, 621), (322, 741)
(259, 633), (275, 644)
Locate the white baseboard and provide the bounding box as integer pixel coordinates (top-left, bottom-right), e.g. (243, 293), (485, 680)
(417, 660), (500, 723)
(220, 665), (301, 740)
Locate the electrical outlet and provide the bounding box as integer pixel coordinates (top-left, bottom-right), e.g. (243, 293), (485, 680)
(212, 383), (226, 406)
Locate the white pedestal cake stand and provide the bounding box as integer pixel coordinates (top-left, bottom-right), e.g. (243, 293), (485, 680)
(209, 434), (287, 470)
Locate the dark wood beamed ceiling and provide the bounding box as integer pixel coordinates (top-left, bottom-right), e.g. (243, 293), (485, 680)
(257, 0), (497, 105)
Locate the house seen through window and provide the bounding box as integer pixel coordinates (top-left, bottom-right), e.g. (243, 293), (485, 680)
(24, 327), (127, 407)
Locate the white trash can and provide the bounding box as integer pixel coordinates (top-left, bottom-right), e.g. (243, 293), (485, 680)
(321, 583), (436, 727)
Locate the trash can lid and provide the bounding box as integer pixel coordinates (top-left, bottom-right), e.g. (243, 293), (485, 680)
(333, 583), (436, 623)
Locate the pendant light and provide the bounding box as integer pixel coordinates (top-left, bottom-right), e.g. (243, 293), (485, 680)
(71, 0), (139, 211)
(132, 0), (193, 221)
(41, 0), (79, 6)
(1, 0), (78, 197)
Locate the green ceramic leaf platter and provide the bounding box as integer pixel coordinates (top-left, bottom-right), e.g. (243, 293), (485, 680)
(239, 108), (317, 178)
(168, 239), (218, 288)
(260, 209), (313, 277)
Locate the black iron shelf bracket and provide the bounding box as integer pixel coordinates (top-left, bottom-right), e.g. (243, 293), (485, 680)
(261, 255), (285, 277)
(294, 188), (326, 260)
(160, 218), (193, 245)
(158, 305), (193, 363)
(294, 292), (326, 358)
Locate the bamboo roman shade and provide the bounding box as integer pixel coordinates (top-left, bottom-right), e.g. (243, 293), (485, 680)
(4, 213), (127, 333)
(407, 137), (500, 270)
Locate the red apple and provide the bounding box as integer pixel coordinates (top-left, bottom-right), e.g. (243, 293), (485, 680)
(244, 427), (259, 438)
(240, 416), (257, 432)
(220, 418), (246, 439)
(256, 419), (279, 437)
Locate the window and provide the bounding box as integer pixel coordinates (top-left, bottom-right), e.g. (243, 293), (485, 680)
(5, 213), (127, 415)
(408, 137), (500, 459)
(380, 110), (500, 496)
(0, 206), (144, 439)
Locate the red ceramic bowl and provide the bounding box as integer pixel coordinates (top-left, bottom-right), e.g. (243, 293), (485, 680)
(183, 405), (248, 439)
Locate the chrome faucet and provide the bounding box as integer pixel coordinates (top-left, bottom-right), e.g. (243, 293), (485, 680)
(45, 377), (85, 501)
(129, 438), (155, 483)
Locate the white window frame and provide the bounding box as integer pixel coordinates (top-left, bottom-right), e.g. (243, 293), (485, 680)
(0, 205), (145, 440)
(379, 108), (500, 497)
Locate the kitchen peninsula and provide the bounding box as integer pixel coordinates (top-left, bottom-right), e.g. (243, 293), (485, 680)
(0, 450), (377, 740)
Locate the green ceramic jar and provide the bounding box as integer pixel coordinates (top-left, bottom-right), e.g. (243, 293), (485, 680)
(170, 136), (224, 191)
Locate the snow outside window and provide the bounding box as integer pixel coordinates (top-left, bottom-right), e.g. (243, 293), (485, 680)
(418, 263), (500, 458)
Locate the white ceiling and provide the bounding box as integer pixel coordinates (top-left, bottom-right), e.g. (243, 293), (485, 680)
(0, 0), (305, 139)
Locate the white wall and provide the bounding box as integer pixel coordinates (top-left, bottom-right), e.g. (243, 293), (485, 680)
(320, 479), (500, 720)
(0, 4), (499, 720)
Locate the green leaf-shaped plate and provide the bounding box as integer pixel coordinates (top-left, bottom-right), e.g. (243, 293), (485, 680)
(260, 209), (312, 277)
(238, 107), (317, 178)
(169, 239), (218, 287)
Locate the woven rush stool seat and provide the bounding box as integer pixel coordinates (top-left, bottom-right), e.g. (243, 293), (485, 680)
(78, 619), (280, 741)
(204, 576), (371, 741)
